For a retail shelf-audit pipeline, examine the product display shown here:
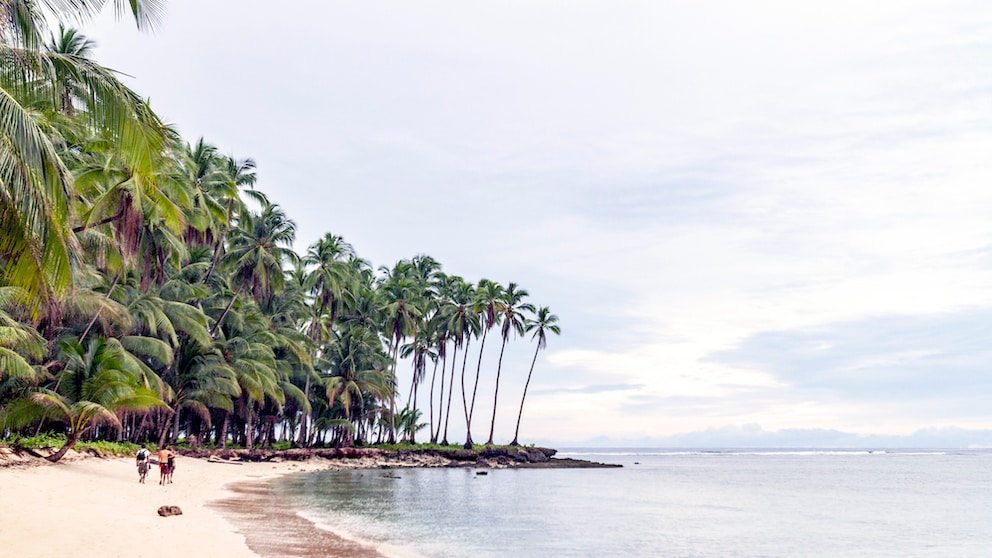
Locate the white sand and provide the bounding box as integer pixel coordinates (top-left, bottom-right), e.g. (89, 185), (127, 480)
(0, 451), (332, 558)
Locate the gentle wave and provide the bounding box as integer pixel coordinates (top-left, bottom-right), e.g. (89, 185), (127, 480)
(296, 508), (428, 558)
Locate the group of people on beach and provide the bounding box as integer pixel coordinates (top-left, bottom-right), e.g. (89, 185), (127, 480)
(135, 443), (176, 485)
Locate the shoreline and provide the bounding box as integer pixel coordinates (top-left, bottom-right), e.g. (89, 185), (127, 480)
(0, 447), (617, 558)
(0, 450), (334, 558)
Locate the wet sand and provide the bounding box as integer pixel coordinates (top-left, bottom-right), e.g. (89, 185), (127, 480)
(0, 450), (377, 558)
(210, 478), (385, 558)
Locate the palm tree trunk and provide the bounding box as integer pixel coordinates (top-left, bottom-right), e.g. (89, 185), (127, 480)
(78, 274), (120, 343)
(157, 408), (174, 447)
(209, 284), (243, 337)
(171, 406), (181, 443)
(486, 338), (509, 445)
(46, 431), (82, 463)
(442, 344), (458, 445)
(460, 337), (474, 449)
(387, 336), (400, 444)
(409, 372), (420, 444)
(511, 343), (542, 446)
(216, 411), (229, 448)
(469, 328), (488, 429)
(245, 402), (255, 451)
(203, 229), (227, 284)
(297, 374), (311, 446)
(427, 356), (440, 444)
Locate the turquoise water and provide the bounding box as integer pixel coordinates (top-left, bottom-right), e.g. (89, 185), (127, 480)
(274, 449), (992, 557)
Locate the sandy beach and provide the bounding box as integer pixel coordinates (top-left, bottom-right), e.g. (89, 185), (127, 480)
(0, 450), (358, 558)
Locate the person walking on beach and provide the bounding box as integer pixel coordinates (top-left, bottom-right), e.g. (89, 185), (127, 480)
(158, 446), (175, 485)
(135, 443), (150, 483)
(166, 450), (176, 484)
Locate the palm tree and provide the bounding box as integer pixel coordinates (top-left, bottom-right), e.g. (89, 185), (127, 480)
(202, 153), (261, 283)
(466, 279), (502, 447)
(1, 335), (168, 461)
(510, 306), (559, 447)
(444, 279), (479, 449)
(212, 202), (297, 335)
(378, 273), (422, 443)
(395, 406), (425, 443)
(323, 326), (391, 447)
(486, 282), (532, 445)
(305, 233), (356, 326)
(399, 328), (435, 444)
(0, 1), (165, 313)
(0, 287), (46, 383)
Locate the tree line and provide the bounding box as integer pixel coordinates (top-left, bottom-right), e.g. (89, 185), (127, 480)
(0, 1), (560, 461)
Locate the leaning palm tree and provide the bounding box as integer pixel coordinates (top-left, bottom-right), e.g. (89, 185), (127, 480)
(0, 335), (169, 461)
(510, 306), (559, 447)
(486, 282), (533, 445)
(0, 4), (167, 313)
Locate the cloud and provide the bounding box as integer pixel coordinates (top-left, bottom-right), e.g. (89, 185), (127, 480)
(550, 425), (992, 449)
(709, 309), (992, 401)
(82, 1), (992, 444)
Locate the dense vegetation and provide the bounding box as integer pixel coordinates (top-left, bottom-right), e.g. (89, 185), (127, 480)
(0, 1), (560, 461)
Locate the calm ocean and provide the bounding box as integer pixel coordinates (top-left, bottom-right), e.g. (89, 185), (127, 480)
(268, 449), (992, 557)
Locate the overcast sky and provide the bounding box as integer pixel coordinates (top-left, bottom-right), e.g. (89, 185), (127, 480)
(84, 1), (992, 447)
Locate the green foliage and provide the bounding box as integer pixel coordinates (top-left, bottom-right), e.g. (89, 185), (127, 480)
(4, 432), (67, 449)
(376, 442), (513, 452)
(0, 4), (558, 454)
(1, 434), (137, 457)
(270, 439), (292, 451)
(77, 439), (138, 457)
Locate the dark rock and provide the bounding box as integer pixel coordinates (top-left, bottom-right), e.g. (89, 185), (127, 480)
(448, 449), (478, 462)
(480, 447), (509, 458)
(157, 505), (183, 517)
(516, 458), (621, 469)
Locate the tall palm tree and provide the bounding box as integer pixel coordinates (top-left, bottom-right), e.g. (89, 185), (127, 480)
(212, 203), (297, 335)
(510, 306), (559, 447)
(305, 233), (356, 326)
(444, 279), (479, 448)
(378, 272), (422, 443)
(202, 153), (261, 283)
(466, 279), (502, 447)
(486, 282), (532, 445)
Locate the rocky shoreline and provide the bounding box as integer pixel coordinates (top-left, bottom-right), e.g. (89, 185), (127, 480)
(186, 446), (622, 469)
(0, 444), (621, 469)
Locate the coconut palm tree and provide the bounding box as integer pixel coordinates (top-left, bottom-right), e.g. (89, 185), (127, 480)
(445, 280), (480, 449)
(305, 233), (356, 326)
(1, 335), (168, 461)
(510, 306), (559, 447)
(0, 1), (166, 313)
(212, 202), (297, 335)
(466, 279), (501, 447)
(486, 282), (533, 445)
(324, 326), (391, 447)
(378, 272), (422, 443)
(0, 287), (46, 383)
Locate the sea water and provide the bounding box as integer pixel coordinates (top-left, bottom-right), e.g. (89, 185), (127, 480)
(272, 449), (992, 557)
